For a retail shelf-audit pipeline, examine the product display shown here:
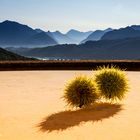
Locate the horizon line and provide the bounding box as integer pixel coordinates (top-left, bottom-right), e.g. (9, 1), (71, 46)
(0, 19), (139, 34)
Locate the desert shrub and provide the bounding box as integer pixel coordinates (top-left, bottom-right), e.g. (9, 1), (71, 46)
(63, 75), (99, 108)
(94, 66), (129, 101)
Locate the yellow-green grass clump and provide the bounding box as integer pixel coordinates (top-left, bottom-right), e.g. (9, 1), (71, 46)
(95, 66), (129, 101)
(63, 75), (99, 108)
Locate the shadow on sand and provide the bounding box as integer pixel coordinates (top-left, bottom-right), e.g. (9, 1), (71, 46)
(37, 103), (123, 132)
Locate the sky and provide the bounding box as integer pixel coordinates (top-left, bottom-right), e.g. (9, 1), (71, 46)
(0, 0), (140, 33)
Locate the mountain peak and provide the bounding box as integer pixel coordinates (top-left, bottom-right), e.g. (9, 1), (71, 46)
(2, 20), (20, 25)
(67, 29), (80, 34)
(2, 20), (14, 23)
(55, 30), (62, 34)
(104, 28), (113, 32)
(1, 20), (33, 31)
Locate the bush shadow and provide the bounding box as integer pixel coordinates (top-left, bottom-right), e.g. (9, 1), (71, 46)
(37, 103), (123, 132)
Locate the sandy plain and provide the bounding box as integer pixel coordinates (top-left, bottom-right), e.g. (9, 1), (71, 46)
(0, 71), (140, 140)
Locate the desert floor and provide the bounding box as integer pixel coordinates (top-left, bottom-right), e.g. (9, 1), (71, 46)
(0, 71), (140, 140)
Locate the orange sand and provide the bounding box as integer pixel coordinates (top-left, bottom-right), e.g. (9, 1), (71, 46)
(0, 71), (140, 140)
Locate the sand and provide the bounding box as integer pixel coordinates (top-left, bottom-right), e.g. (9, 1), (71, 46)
(0, 71), (140, 140)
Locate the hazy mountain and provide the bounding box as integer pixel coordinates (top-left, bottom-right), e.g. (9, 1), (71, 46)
(101, 27), (140, 40)
(46, 31), (56, 40)
(104, 28), (113, 32)
(35, 29), (57, 40)
(131, 25), (140, 31)
(25, 32), (58, 46)
(81, 28), (113, 43)
(0, 20), (36, 45)
(6, 47), (32, 55)
(8, 37), (140, 60)
(35, 28), (45, 33)
(35, 29), (58, 44)
(0, 20), (57, 47)
(52, 31), (76, 44)
(66, 29), (92, 43)
(0, 47), (33, 60)
(0, 20), (93, 46)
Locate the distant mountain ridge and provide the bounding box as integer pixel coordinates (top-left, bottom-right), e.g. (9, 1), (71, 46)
(66, 29), (92, 43)
(0, 20), (58, 47)
(131, 25), (140, 31)
(101, 27), (140, 40)
(8, 37), (140, 60)
(1, 20), (140, 49)
(81, 28), (113, 43)
(0, 47), (33, 60)
(25, 32), (57, 45)
(0, 20), (36, 44)
(51, 31), (76, 44)
(34, 28), (92, 44)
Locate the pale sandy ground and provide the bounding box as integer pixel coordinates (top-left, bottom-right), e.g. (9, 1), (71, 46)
(0, 71), (140, 140)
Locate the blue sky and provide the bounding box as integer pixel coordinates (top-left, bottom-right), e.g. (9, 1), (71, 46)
(0, 0), (140, 33)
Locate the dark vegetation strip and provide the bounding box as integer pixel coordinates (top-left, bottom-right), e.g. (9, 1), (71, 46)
(0, 60), (140, 71)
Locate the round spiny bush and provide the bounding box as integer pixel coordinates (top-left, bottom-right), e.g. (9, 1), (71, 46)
(95, 66), (129, 101)
(63, 76), (99, 108)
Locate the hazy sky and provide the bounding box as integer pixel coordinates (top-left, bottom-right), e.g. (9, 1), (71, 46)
(0, 0), (140, 33)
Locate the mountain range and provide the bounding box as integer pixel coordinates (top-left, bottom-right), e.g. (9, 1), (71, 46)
(0, 20), (57, 47)
(101, 26), (140, 40)
(66, 29), (92, 44)
(37, 29), (93, 44)
(0, 20), (113, 46)
(7, 37), (140, 60)
(51, 31), (76, 44)
(1, 20), (140, 60)
(81, 28), (113, 43)
(1, 20), (140, 48)
(0, 47), (33, 60)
